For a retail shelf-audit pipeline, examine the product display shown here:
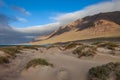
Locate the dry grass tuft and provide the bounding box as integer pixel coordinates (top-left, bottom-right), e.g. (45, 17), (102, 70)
(92, 41), (120, 50)
(88, 62), (120, 80)
(26, 58), (53, 69)
(72, 45), (97, 58)
(0, 56), (9, 64)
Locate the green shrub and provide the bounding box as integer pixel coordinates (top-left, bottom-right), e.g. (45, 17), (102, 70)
(63, 42), (80, 50)
(92, 41), (102, 45)
(0, 56), (9, 64)
(92, 41), (119, 50)
(0, 47), (21, 57)
(88, 62), (120, 80)
(16, 45), (38, 50)
(46, 45), (56, 50)
(116, 70), (120, 80)
(72, 45), (96, 58)
(26, 58), (53, 69)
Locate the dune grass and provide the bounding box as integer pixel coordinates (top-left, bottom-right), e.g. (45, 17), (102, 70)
(16, 45), (39, 50)
(72, 45), (97, 58)
(26, 58), (53, 69)
(0, 45), (40, 57)
(0, 47), (21, 57)
(92, 41), (119, 50)
(63, 42), (81, 50)
(0, 56), (9, 64)
(88, 62), (120, 80)
(46, 45), (56, 50)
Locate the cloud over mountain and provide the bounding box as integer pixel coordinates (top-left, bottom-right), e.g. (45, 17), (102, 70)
(17, 0), (120, 35)
(51, 0), (120, 25)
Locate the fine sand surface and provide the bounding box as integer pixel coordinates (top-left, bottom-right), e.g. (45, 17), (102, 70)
(0, 46), (120, 80)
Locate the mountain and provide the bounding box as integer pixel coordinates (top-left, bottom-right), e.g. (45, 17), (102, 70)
(31, 11), (120, 44)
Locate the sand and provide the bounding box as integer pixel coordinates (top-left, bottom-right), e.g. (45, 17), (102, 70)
(0, 46), (120, 80)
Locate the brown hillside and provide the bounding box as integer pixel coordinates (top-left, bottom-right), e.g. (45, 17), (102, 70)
(31, 11), (120, 44)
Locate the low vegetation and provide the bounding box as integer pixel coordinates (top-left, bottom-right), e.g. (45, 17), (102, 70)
(62, 42), (82, 50)
(16, 45), (39, 50)
(46, 45), (56, 50)
(0, 47), (21, 57)
(0, 45), (41, 57)
(26, 58), (53, 69)
(88, 62), (120, 80)
(92, 41), (120, 50)
(0, 56), (9, 64)
(72, 45), (97, 58)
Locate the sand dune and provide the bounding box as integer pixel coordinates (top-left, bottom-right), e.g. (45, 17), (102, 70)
(0, 43), (120, 80)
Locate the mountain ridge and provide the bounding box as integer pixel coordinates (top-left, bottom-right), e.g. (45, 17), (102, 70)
(32, 11), (120, 44)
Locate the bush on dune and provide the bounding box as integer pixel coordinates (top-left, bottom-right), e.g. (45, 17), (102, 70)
(0, 56), (9, 64)
(72, 45), (97, 58)
(92, 41), (120, 50)
(46, 45), (56, 50)
(63, 42), (82, 50)
(0, 45), (39, 58)
(0, 47), (21, 57)
(88, 62), (120, 80)
(16, 45), (38, 50)
(26, 58), (53, 69)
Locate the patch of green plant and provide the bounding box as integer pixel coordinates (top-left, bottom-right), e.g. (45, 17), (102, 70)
(64, 43), (76, 49)
(63, 42), (81, 50)
(26, 58), (53, 69)
(0, 47), (21, 57)
(92, 41), (119, 50)
(88, 62), (120, 80)
(16, 45), (38, 50)
(72, 45), (96, 58)
(116, 70), (120, 80)
(0, 56), (9, 64)
(46, 45), (56, 50)
(92, 41), (102, 45)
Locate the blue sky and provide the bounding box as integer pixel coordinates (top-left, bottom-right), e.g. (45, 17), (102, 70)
(1, 0), (110, 28)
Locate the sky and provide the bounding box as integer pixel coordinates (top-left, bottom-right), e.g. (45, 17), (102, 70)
(0, 0), (120, 44)
(1, 0), (110, 28)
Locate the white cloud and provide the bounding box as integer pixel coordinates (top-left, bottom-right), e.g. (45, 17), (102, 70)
(16, 22), (60, 34)
(25, 36), (35, 39)
(16, 17), (28, 23)
(51, 0), (120, 25)
(11, 6), (31, 15)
